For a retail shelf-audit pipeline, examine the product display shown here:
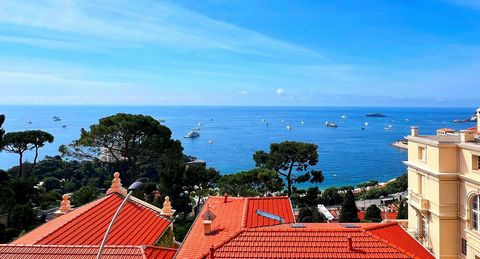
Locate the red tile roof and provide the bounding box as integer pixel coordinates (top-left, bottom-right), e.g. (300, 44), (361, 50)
(176, 196), (294, 259)
(209, 223), (434, 259)
(177, 196), (433, 259)
(14, 193), (172, 246)
(0, 244), (176, 259)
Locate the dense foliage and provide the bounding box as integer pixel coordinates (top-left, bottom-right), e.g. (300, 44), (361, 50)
(218, 168), (283, 196)
(339, 190), (359, 222)
(253, 141), (324, 197)
(365, 204), (382, 222)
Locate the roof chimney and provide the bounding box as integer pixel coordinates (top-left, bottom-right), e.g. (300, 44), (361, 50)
(460, 130), (475, 143)
(106, 172), (127, 196)
(347, 236), (353, 252)
(411, 126), (418, 137)
(224, 193), (228, 203)
(204, 220), (212, 235)
(209, 245), (215, 259)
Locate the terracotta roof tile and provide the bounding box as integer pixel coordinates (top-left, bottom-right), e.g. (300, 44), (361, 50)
(176, 196), (294, 259)
(211, 223), (434, 259)
(14, 193), (171, 246)
(0, 244), (176, 259)
(177, 196), (433, 259)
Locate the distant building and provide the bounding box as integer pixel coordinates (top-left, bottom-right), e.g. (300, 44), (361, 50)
(406, 108), (480, 258)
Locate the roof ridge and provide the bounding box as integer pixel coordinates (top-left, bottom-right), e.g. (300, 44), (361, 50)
(241, 197), (249, 228)
(34, 193), (116, 244)
(362, 226), (421, 259)
(13, 194), (110, 244)
(361, 221), (398, 231)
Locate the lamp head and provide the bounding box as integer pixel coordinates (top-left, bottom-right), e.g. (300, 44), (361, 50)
(127, 178), (148, 191)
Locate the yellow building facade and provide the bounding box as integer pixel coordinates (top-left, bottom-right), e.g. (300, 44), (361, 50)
(407, 108), (480, 259)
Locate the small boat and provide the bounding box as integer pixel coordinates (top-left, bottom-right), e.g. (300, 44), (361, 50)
(366, 113), (387, 117)
(28, 121), (32, 124)
(208, 140), (214, 144)
(325, 121), (338, 128)
(265, 121), (269, 127)
(281, 120), (285, 123)
(384, 122), (393, 130)
(184, 130), (200, 138)
(364, 122), (369, 126)
(341, 115), (347, 119)
(300, 121), (304, 125)
(286, 125), (292, 131)
(193, 127), (201, 131)
(62, 125), (67, 128)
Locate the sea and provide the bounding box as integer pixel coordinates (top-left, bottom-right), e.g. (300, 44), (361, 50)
(0, 106), (476, 188)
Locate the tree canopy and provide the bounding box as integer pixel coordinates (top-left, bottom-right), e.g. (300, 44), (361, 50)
(2, 130), (54, 177)
(339, 190), (359, 222)
(365, 204), (382, 222)
(60, 113), (183, 184)
(253, 141), (324, 197)
(218, 168), (283, 197)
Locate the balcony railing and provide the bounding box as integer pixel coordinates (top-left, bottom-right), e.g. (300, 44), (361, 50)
(420, 198), (430, 213)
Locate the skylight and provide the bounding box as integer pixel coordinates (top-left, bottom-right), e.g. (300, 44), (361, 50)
(256, 209), (284, 223)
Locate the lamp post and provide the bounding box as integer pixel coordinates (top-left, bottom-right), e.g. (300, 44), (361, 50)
(96, 179), (146, 259)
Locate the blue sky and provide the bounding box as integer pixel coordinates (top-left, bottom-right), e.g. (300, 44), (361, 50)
(0, 0), (479, 106)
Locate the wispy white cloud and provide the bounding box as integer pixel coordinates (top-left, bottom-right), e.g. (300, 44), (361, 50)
(0, 0), (320, 58)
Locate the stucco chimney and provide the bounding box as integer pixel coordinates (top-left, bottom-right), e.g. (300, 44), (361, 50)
(161, 196), (176, 218)
(224, 193), (228, 203)
(347, 236), (353, 252)
(204, 220), (212, 235)
(460, 130), (475, 142)
(411, 126), (419, 137)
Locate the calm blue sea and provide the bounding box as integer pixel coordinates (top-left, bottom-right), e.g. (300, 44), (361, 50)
(0, 106), (476, 188)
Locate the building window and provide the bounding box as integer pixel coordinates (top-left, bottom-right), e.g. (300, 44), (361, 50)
(473, 155), (480, 171)
(462, 238), (467, 256)
(418, 146), (426, 162)
(473, 195), (480, 231)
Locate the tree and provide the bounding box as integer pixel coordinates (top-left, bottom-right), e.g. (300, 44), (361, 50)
(297, 187), (321, 207)
(253, 141), (324, 197)
(397, 199), (408, 219)
(218, 168), (284, 197)
(298, 207), (325, 223)
(365, 204), (382, 222)
(2, 130), (54, 178)
(0, 176), (38, 227)
(0, 114), (5, 149)
(30, 131), (54, 174)
(339, 190), (359, 222)
(320, 187), (344, 205)
(43, 176), (61, 192)
(61, 113), (183, 184)
(72, 186), (99, 206)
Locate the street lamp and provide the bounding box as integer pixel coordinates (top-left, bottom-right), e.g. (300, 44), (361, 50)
(96, 178), (146, 259)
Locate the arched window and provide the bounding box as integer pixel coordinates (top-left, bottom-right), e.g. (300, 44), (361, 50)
(473, 195), (480, 231)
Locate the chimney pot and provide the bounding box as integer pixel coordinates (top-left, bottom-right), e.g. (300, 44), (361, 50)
(347, 236), (353, 252)
(209, 245), (215, 259)
(224, 193), (228, 203)
(204, 220), (212, 235)
(411, 126), (418, 137)
(460, 130), (475, 142)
